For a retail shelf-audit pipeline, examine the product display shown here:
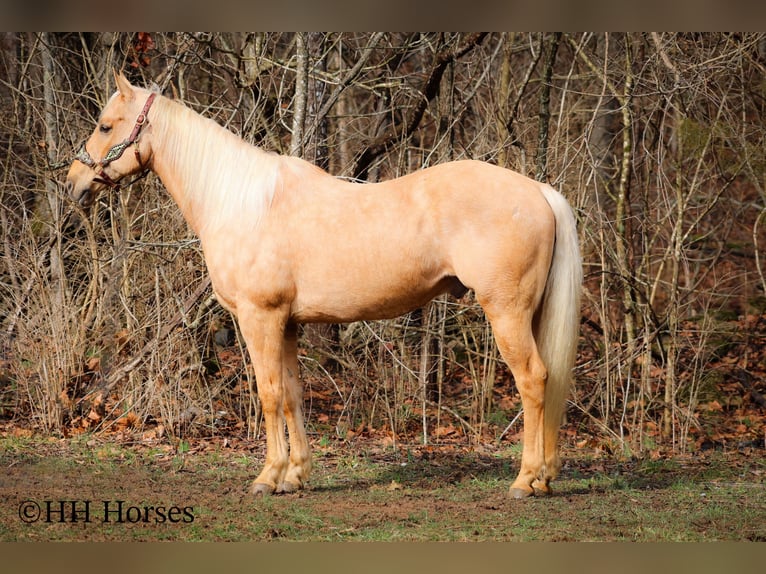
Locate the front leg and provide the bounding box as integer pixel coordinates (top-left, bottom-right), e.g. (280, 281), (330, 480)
(238, 305), (290, 496)
(280, 323), (312, 492)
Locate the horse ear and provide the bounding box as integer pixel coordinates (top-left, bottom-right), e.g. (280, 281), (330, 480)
(113, 69), (135, 101)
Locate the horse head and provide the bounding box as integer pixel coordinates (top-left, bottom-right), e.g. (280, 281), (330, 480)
(66, 71), (156, 208)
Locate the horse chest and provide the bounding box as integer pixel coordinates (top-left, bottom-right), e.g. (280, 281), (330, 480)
(203, 238), (297, 314)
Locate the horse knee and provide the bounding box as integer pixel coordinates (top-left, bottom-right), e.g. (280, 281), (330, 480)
(256, 385), (282, 415)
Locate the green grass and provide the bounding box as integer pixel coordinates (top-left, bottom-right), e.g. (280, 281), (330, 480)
(1, 435), (764, 541)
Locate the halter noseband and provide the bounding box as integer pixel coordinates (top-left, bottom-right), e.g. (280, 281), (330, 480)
(75, 92), (156, 188)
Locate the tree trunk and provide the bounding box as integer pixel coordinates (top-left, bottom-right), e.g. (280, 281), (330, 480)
(40, 33), (66, 314)
(306, 32), (329, 170)
(290, 33), (308, 157)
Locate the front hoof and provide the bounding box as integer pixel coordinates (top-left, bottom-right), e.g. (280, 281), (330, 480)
(508, 486), (535, 499)
(250, 482), (276, 497)
(532, 480), (552, 497)
(277, 480), (302, 494)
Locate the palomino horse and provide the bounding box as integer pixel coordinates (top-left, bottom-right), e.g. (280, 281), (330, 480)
(66, 72), (582, 499)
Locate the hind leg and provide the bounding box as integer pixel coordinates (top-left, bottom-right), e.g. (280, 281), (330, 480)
(530, 415), (563, 495)
(484, 307), (548, 499)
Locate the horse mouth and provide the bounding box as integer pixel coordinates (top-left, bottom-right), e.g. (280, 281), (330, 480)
(67, 181), (95, 208)
(77, 190), (94, 208)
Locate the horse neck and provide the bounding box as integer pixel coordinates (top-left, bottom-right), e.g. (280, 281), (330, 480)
(148, 96), (279, 239)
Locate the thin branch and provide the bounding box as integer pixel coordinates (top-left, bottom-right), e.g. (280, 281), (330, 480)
(353, 32), (487, 179)
(302, 32), (385, 145)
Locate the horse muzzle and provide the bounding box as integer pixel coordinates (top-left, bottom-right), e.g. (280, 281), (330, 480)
(66, 177), (99, 209)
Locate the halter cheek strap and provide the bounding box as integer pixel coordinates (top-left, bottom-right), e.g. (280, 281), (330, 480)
(76, 92), (156, 188)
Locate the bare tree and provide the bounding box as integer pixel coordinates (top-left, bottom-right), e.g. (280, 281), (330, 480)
(2, 32), (764, 453)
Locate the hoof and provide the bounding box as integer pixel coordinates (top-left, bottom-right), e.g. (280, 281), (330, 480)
(532, 481), (552, 497)
(250, 482), (276, 497)
(277, 480), (302, 494)
(508, 487), (535, 499)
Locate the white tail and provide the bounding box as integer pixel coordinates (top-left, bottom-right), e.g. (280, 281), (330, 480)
(536, 185), (582, 478)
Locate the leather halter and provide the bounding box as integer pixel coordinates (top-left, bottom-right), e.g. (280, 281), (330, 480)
(75, 92), (156, 188)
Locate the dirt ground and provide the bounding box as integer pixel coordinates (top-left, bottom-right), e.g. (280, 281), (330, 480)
(1, 432), (764, 542)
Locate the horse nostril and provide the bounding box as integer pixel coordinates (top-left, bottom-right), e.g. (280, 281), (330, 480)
(67, 181), (92, 207)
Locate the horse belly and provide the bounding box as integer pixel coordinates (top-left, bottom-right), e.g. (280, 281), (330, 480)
(290, 261), (461, 323)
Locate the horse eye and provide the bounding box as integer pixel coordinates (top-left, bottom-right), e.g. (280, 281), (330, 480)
(99, 124), (112, 134)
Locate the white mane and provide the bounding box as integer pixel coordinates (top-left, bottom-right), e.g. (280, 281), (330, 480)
(148, 93), (280, 236)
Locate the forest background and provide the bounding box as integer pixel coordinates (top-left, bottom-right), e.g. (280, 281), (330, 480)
(1, 32), (764, 459)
